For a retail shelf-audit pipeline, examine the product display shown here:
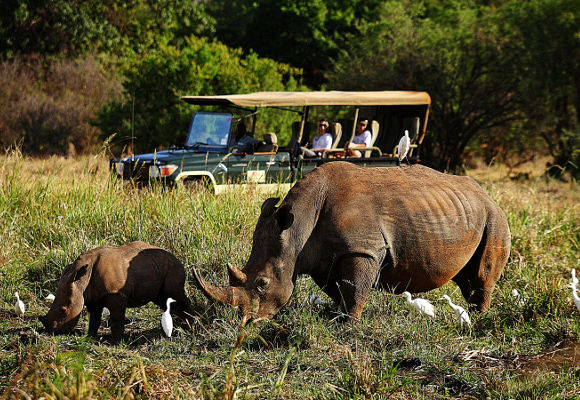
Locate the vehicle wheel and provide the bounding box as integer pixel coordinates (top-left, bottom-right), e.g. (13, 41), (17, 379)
(180, 176), (213, 193)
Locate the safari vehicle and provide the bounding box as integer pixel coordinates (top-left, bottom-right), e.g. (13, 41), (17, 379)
(110, 91), (431, 193)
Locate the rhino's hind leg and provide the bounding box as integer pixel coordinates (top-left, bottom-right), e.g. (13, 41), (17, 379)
(103, 294), (127, 343)
(453, 216), (510, 312)
(316, 254), (379, 320)
(87, 306), (103, 337)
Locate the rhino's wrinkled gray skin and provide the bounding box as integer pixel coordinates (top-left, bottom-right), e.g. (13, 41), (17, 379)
(194, 162), (511, 323)
(39, 241), (191, 342)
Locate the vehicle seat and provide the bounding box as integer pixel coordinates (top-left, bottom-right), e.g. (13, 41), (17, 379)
(256, 132), (278, 152)
(281, 121), (311, 152)
(337, 119), (354, 148)
(329, 122), (342, 149)
(363, 120), (380, 157)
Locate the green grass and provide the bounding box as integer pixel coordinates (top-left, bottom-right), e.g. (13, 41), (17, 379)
(0, 151), (578, 399)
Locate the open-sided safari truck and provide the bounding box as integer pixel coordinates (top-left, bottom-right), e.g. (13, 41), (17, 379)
(110, 91), (431, 193)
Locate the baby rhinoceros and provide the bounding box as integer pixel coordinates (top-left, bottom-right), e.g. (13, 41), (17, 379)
(39, 241), (191, 342)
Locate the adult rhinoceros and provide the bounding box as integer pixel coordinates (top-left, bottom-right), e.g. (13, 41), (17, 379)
(193, 162), (510, 323)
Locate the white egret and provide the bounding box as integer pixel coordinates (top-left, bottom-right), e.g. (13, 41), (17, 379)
(45, 294), (55, 302)
(511, 288), (525, 306)
(397, 130), (410, 166)
(309, 294), (330, 306)
(102, 307), (111, 326)
(401, 291), (435, 318)
(14, 292), (25, 317)
(161, 298), (176, 337)
(440, 295), (471, 329)
(571, 268), (578, 288)
(568, 283), (580, 312)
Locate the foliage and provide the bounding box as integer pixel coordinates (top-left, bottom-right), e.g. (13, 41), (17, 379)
(500, 0), (580, 179)
(0, 0), (216, 58)
(95, 36), (303, 153)
(0, 56), (122, 155)
(327, 0), (580, 173)
(0, 155), (578, 398)
(328, 1), (522, 171)
(205, 0), (385, 87)
(0, 0), (578, 172)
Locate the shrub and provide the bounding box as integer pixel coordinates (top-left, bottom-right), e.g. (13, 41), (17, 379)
(0, 56), (122, 155)
(95, 36), (303, 154)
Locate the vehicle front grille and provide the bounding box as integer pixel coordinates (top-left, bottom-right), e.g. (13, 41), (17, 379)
(121, 160), (150, 181)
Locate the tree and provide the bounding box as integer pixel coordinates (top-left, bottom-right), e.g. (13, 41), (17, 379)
(328, 1), (523, 171)
(500, 0), (580, 178)
(206, 0), (384, 87)
(95, 36), (303, 153)
(0, 0), (216, 58)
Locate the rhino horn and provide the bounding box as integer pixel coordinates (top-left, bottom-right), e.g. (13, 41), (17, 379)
(227, 263), (247, 285)
(192, 267), (245, 306)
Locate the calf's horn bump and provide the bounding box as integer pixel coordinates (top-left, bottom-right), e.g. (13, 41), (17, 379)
(227, 263), (247, 285)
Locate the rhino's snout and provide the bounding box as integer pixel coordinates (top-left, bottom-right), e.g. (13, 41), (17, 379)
(38, 314), (58, 332)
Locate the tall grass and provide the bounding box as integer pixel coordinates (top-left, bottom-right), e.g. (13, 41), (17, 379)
(0, 153), (578, 399)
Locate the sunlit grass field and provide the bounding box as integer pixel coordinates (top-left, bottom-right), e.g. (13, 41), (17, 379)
(0, 151), (578, 399)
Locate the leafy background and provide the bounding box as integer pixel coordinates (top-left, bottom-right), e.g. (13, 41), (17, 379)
(0, 0), (578, 175)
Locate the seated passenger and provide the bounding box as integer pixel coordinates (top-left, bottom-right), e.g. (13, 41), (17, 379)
(300, 119), (333, 158)
(232, 122), (265, 153)
(348, 119), (371, 158)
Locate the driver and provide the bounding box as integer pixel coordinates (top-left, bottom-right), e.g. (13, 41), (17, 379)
(232, 122), (265, 153)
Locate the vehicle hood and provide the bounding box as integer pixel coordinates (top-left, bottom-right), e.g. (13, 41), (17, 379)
(121, 147), (226, 164)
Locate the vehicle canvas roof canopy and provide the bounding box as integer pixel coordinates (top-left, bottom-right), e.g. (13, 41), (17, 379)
(181, 91), (431, 107)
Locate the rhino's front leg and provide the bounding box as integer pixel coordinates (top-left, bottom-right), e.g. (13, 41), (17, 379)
(317, 254), (379, 319)
(87, 306), (103, 337)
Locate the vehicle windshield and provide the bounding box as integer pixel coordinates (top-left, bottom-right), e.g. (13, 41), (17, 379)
(185, 112), (232, 147)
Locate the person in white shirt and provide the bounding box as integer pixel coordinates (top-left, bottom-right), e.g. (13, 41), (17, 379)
(349, 119), (372, 158)
(301, 119), (333, 158)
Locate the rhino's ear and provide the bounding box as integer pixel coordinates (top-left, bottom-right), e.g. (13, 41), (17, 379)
(73, 264), (91, 285)
(62, 263), (73, 275)
(275, 204), (294, 231)
(260, 197), (280, 217)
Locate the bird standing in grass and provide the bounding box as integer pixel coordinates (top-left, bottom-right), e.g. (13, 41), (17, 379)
(401, 291), (435, 318)
(161, 298), (176, 337)
(571, 268), (578, 289)
(14, 292), (25, 317)
(45, 293), (55, 302)
(102, 307), (111, 327)
(309, 294), (330, 306)
(568, 283), (580, 312)
(397, 130), (410, 166)
(511, 288), (525, 306)
(440, 295), (471, 329)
